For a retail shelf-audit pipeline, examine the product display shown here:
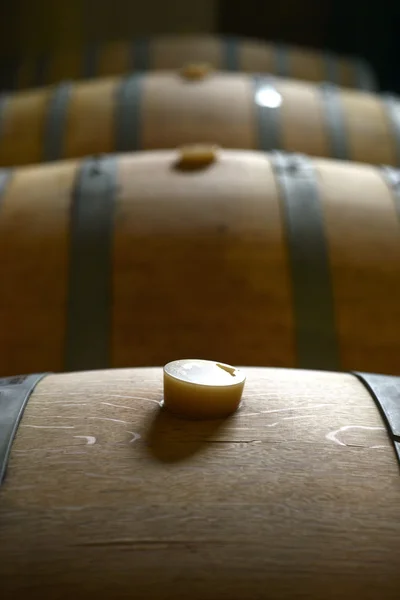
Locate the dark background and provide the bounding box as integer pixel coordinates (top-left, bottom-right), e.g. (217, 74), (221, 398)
(219, 0), (400, 92)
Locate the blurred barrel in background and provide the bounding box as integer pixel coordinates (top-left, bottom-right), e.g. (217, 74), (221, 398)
(0, 35), (377, 91)
(0, 71), (396, 168)
(0, 0), (218, 56)
(0, 148), (398, 377)
(1, 366), (400, 598)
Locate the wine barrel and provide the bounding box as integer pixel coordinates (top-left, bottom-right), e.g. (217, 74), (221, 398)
(0, 70), (396, 168)
(0, 148), (399, 377)
(1, 366), (399, 600)
(0, 35), (377, 92)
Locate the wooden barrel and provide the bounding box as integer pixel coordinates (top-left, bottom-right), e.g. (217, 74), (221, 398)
(0, 35), (377, 92)
(1, 366), (399, 599)
(0, 70), (396, 168)
(0, 148), (399, 377)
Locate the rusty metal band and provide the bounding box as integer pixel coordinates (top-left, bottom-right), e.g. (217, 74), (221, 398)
(115, 74), (143, 151)
(64, 155), (118, 371)
(0, 373), (48, 485)
(271, 152), (340, 369)
(353, 372), (400, 465)
(43, 81), (72, 161)
(320, 82), (349, 159)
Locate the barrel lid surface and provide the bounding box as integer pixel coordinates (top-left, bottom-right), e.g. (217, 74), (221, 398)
(1, 367), (399, 600)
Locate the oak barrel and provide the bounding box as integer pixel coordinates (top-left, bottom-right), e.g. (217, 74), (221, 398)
(1, 366), (399, 599)
(0, 148), (399, 377)
(0, 70), (396, 168)
(0, 35), (377, 92)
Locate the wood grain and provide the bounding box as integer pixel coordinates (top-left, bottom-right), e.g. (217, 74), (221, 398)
(0, 87), (51, 166)
(8, 35), (370, 90)
(341, 89), (397, 166)
(0, 71), (387, 168)
(0, 160), (74, 374)
(317, 158), (400, 373)
(0, 149), (399, 376)
(1, 367), (399, 599)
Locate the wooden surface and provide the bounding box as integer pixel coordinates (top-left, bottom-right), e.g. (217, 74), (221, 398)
(10, 35), (359, 89)
(0, 72), (390, 168)
(1, 367), (399, 599)
(0, 149), (399, 377)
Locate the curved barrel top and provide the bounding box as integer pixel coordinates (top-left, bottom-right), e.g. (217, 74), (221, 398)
(0, 35), (377, 92)
(0, 149), (398, 377)
(0, 71), (393, 168)
(1, 367), (399, 599)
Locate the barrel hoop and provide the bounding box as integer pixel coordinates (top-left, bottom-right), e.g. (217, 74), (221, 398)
(33, 53), (49, 87)
(115, 75), (142, 151)
(0, 373), (48, 485)
(65, 155), (118, 371)
(131, 37), (150, 70)
(380, 166), (400, 221)
(82, 45), (99, 78)
(353, 372), (400, 465)
(271, 152), (339, 370)
(223, 37), (239, 70)
(353, 58), (377, 91)
(381, 94), (400, 167)
(254, 75), (283, 151)
(0, 169), (12, 202)
(274, 44), (290, 77)
(319, 82), (349, 159)
(43, 81), (72, 162)
(323, 53), (339, 85)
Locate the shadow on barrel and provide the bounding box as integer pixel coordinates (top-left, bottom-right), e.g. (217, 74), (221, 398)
(144, 405), (233, 464)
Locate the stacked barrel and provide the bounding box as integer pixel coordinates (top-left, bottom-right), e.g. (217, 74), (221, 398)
(0, 34), (399, 600)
